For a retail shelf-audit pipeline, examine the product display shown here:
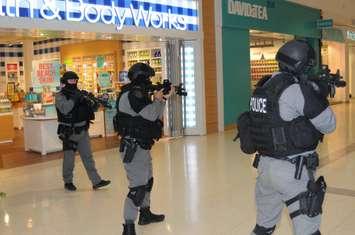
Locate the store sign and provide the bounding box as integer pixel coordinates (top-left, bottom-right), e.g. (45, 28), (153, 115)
(32, 60), (60, 89)
(316, 19), (333, 29)
(6, 63), (18, 71)
(98, 72), (112, 89)
(96, 56), (105, 68)
(6, 63), (18, 82)
(0, 0), (199, 32)
(228, 0), (268, 21)
(347, 31), (355, 41)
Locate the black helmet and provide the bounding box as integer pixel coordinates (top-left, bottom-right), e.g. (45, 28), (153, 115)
(61, 71), (79, 83)
(61, 71), (79, 90)
(276, 39), (315, 75)
(128, 63), (155, 81)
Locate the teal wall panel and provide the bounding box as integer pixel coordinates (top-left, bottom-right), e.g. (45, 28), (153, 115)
(223, 28), (251, 125)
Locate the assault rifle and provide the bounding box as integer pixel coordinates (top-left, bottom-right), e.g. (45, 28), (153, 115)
(147, 79), (188, 97)
(80, 90), (112, 109)
(311, 64), (346, 98)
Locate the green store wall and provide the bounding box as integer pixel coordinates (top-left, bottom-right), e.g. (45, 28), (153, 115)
(222, 0), (322, 126)
(222, 28), (251, 126)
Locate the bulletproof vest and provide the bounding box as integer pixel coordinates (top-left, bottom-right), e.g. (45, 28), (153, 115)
(249, 73), (322, 158)
(115, 86), (162, 141)
(56, 91), (93, 125)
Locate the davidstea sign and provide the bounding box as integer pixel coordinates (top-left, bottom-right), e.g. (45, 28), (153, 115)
(228, 0), (268, 21)
(0, 0), (199, 32)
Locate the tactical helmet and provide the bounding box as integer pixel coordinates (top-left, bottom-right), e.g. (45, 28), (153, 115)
(128, 63), (155, 81)
(61, 71), (79, 83)
(276, 39), (315, 75)
(61, 71), (79, 89)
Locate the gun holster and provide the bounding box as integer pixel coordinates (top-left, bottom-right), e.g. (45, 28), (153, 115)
(57, 124), (78, 152)
(120, 138), (138, 163)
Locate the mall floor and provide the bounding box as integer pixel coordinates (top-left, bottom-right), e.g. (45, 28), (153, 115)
(0, 102), (355, 235)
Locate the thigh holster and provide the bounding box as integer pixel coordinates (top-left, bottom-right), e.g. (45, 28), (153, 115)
(286, 176), (327, 219)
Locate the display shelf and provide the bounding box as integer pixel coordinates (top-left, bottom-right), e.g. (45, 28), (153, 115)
(65, 54), (116, 93)
(124, 47), (163, 84)
(0, 96), (12, 113)
(250, 59), (278, 86)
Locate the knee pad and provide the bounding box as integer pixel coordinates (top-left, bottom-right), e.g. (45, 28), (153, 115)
(146, 177), (153, 192)
(311, 231), (321, 235)
(127, 185), (146, 207)
(253, 224), (276, 235)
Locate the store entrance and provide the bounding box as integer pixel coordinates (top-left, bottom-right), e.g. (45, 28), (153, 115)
(0, 32), (199, 156)
(249, 30), (294, 90)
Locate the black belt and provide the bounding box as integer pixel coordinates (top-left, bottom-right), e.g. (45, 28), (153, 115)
(253, 152), (319, 180)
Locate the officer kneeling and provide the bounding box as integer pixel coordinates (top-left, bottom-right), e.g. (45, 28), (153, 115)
(114, 63), (174, 235)
(56, 71), (111, 191)
(237, 40), (336, 235)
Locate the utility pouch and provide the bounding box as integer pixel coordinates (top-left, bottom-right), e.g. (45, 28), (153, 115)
(289, 117), (322, 149)
(122, 139), (138, 163)
(236, 111), (257, 154)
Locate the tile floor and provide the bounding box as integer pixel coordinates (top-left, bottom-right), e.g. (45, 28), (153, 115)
(0, 103), (355, 235)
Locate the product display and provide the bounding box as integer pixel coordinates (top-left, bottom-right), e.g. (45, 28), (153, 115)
(250, 59), (278, 87)
(0, 95), (12, 113)
(65, 54), (116, 93)
(126, 48), (162, 84)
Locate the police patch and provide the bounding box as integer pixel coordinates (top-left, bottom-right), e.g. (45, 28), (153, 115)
(250, 97), (267, 113)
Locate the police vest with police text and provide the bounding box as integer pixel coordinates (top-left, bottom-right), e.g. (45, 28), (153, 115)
(248, 73), (322, 158)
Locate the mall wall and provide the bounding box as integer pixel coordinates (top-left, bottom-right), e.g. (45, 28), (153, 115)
(326, 41), (348, 102)
(202, 0), (218, 133)
(350, 46), (355, 97)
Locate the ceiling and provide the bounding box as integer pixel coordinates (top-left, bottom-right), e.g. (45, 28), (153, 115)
(289, 0), (355, 28)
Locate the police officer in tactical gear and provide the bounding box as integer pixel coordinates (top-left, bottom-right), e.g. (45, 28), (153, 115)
(237, 40), (336, 235)
(56, 71), (111, 191)
(115, 63), (174, 235)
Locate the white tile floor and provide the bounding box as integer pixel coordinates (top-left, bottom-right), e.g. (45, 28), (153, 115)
(1, 103), (355, 235)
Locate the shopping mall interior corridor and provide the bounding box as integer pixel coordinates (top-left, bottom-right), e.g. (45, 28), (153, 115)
(1, 102), (355, 235)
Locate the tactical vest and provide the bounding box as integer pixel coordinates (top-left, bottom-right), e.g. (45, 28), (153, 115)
(114, 86), (163, 141)
(56, 92), (93, 125)
(248, 73), (322, 158)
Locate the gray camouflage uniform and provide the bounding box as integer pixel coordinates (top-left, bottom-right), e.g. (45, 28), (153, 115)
(118, 91), (165, 222)
(251, 77), (336, 235)
(55, 93), (102, 185)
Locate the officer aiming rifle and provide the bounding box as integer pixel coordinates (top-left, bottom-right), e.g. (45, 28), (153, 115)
(147, 79), (188, 97)
(79, 90), (113, 109)
(114, 62), (179, 235)
(55, 71), (111, 191)
(310, 64), (346, 98)
(236, 40), (337, 235)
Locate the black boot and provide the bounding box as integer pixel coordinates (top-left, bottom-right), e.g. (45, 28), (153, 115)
(93, 180), (111, 190)
(138, 207), (165, 225)
(122, 223), (136, 235)
(64, 183), (77, 191)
